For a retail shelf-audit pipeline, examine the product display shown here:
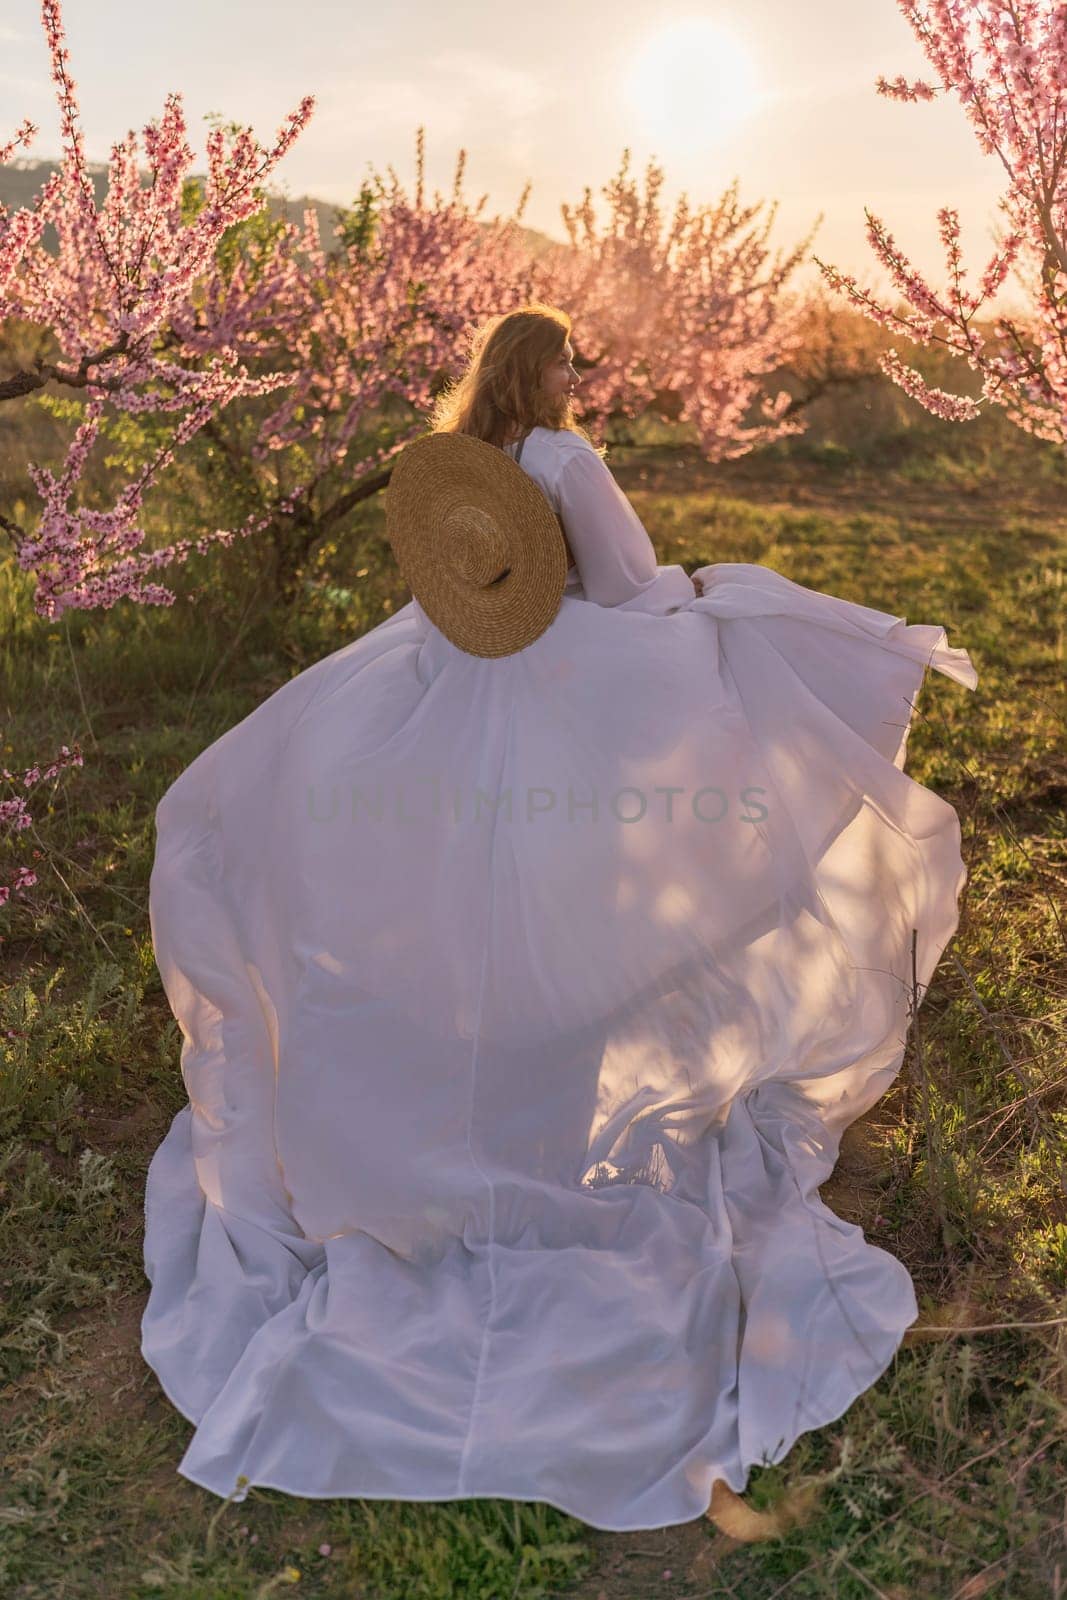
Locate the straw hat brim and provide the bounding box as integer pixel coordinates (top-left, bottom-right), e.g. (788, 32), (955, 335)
(385, 431), (569, 659)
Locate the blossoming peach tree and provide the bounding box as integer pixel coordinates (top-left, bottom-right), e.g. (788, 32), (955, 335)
(535, 149), (814, 459)
(0, 0), (313, 910)
(815, 0), (1067, 442)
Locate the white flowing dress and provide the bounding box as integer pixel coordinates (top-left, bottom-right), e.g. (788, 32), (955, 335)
(141, 423), (978, 1529)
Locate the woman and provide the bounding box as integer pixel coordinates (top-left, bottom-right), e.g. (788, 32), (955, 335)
(141, 302), (978, 1532)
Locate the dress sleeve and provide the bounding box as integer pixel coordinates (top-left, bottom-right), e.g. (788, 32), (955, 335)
(555, 447), (660, 607)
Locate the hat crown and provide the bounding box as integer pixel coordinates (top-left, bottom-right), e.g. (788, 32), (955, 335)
(444, 506), (510, 588)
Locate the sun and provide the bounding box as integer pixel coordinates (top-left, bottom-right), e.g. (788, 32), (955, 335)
(622, 17), (762, 152)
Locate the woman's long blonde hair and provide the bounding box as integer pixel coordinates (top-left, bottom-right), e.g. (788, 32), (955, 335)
(427, 303), (602, 455)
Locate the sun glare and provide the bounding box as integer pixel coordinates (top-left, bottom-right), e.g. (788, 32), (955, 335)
(622, 17), (762, 153)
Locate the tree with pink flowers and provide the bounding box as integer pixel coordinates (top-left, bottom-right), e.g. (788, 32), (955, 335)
(531, 149), (813, 460)
(0, 0), (315, 622)
(815, 0), (1067, 445)
(0, 0), (314, 910)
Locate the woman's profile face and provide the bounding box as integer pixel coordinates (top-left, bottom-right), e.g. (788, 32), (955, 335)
(541, 339), (581, 405)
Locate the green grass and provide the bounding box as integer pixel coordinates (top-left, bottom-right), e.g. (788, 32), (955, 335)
(1, 411), (1065, 1598)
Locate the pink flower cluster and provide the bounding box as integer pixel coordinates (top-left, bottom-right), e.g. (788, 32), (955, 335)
(879, 347), (984, 418)
(818, 0), (1067, 445)
(0, 0), (315, 620)
(0, 119), (39, 165)
(0, 0), (315, 912)
(0, 742), (83, 908)
(536, 153), (809, 460)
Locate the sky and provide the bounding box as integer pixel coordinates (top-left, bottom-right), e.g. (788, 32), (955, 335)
(0, 0), (1028, 316)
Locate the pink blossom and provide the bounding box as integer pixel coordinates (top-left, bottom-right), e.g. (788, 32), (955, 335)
(1, 0), (315, 619)
(820, 0), (1067, 444)
(0, 743), (83, 908)
(533, 152), (809, 459)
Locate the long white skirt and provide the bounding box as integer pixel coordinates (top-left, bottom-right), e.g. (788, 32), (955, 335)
(140, 560), (977, 1530)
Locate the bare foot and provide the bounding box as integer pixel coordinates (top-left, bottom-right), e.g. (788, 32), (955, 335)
(705, 1475), (822, 1541)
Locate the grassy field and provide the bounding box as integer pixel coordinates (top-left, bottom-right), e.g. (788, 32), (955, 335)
(1, 398), (1065, 1599)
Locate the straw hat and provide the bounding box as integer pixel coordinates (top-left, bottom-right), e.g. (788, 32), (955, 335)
(385, 430), (570, 659)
